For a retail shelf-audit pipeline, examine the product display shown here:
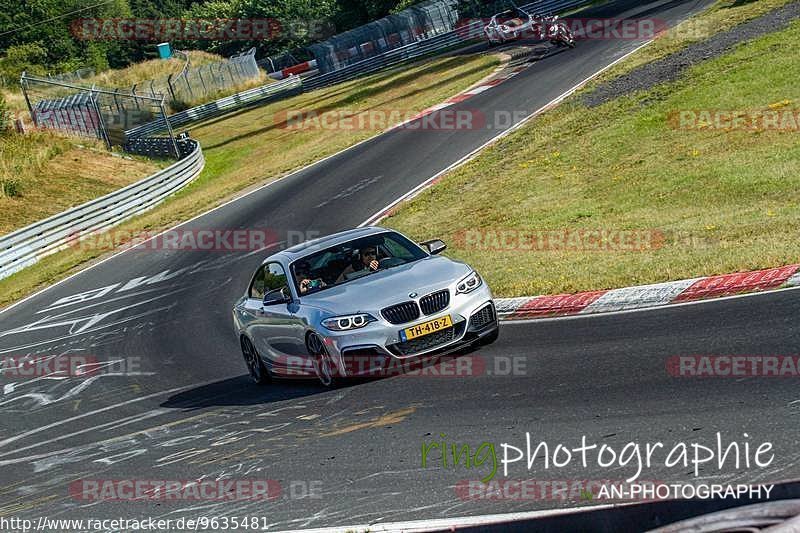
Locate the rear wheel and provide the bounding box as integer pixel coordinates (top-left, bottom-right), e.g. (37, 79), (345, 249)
(241, 336), (270, 385)
(307, 333), (340, 388)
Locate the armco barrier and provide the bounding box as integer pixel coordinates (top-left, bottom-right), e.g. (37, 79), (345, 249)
(520, 0), (592, 15)
(0, 138), (204, 280)
(304, 25), (482, 91)
(125, 75), (302, 138)
(126, 0), (594, 136)
(0, 0), (597, 280)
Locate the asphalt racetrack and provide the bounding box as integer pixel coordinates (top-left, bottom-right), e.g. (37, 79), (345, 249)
(5, 0), (797, 530)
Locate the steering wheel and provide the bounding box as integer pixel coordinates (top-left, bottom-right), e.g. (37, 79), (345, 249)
(378, 257), (404, 269)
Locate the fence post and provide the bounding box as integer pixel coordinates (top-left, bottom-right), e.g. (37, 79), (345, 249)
(20, 73), (39, 128)
(159, 98), (180, 159)
(91, 86), (112, 148)
(166, 73), (177, 102)
(196, 68), (206, 94)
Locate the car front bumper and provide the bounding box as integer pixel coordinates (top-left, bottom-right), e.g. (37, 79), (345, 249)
(322, 283), (498, 378)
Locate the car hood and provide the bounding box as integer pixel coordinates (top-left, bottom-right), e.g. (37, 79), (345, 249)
(299, 255), (473, 315)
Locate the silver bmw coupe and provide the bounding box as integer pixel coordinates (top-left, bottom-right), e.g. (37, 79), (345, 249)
(232, 227), (499, 386)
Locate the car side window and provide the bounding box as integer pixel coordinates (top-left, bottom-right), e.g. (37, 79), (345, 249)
(249, 263), (289, 300)
(264, 262), (289, 293)
(249, 266), (266, 300)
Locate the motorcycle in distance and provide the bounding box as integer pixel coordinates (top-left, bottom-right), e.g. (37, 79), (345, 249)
(537, 14), (576, 48)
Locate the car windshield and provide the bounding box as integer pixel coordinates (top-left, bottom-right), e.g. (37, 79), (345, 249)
(290, 231), (428, 295)
(495, 8), (528, 24)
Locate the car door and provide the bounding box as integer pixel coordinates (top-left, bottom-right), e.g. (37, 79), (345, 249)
(243, 262), (301, 367)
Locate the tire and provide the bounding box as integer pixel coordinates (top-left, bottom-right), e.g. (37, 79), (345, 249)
(307, 332), (340, 388)
(241, 336), (270, 385)
(477, 327), (500, 346)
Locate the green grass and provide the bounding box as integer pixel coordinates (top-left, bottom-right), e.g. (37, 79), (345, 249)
(0, 53), (501, 308)
(584, 0), (797, 88)
(384, 17), (800, 297)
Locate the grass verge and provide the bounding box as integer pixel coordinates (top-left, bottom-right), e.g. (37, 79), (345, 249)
(585, 0), (798, 87)
(384, 14), (800, 297)
(0, 133), (161, 234)
(0, 53), (500, 308)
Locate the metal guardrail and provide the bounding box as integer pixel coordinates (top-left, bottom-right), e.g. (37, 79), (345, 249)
(126, 76), (302, 138)
(0, 139), (205, 280)
(124, 0), (595, 137)
(0, 0), (596, 281)
(304, 24), (482, 91)
(520, 0), (593, 15)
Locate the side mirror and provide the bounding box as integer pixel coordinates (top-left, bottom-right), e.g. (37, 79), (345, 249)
(263, 287), (291, 306)
(420, 239), (447, 255)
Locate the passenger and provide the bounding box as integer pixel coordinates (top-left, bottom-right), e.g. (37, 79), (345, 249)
(295, 260), (326, 294)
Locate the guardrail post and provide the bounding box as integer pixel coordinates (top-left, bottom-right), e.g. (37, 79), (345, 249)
(91, 86), (112, 149)
(20, 73), (38, 128)
(159, 98), (180, 159)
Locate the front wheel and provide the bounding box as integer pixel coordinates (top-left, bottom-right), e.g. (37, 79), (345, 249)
(241, 336), (270, 385)
(307, 332), (341, 388)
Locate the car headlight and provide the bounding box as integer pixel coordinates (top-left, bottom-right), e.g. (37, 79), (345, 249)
(322, 313), (376, 331)
(456, 271), (482, 294)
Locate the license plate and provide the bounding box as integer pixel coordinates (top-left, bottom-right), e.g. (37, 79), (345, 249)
(400, 315), (453, 341)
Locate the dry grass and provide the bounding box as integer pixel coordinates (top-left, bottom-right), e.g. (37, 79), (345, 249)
(85, 50), (222, 89)
(0, 53), (501, 308)
(0, 132), (161, 234)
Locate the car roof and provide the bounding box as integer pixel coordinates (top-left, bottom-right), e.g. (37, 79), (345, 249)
(263, 226), (392, 264)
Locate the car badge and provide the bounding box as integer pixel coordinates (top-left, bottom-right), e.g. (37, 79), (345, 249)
(409, 292), (418, 298)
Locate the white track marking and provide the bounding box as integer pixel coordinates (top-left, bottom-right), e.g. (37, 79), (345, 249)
(359, 39), (655, 227)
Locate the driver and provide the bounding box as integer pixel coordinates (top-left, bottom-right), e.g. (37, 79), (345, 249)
(295, 260), (326, 294)
(336, 246), (380, 283)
